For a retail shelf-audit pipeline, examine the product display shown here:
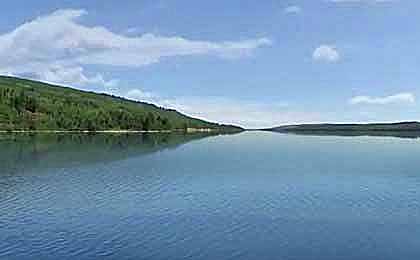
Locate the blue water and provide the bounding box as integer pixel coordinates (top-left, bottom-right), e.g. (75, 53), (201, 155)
(1, 132), (420, 260)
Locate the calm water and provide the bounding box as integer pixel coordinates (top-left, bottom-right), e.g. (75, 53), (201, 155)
(1, 132), (420, 260)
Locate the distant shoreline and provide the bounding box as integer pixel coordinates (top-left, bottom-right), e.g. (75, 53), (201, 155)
(263, 122), (420, 139)
(266, 122), (420, 132)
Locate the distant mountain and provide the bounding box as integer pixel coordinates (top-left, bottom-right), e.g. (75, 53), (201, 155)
(266, 122), (420, 138)
(0, 76), (243, 132)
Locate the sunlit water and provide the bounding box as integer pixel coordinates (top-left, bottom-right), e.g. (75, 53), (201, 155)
(1, 132), (420, 260)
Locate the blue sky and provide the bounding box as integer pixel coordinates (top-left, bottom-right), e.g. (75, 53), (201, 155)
(0, 0), (419, 128)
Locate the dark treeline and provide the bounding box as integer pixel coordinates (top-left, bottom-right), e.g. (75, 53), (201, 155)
(0, 76), (242, 132)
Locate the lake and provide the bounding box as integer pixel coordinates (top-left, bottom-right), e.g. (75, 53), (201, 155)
(1, 131), (420, 260)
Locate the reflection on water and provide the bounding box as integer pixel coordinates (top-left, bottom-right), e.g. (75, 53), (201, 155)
(1, 131), (420, 260)
(0, 132), (223, 175)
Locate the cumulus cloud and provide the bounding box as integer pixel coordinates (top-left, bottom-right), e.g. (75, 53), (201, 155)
(349, 93), (416, 105)
(0, 9), (271, 87)
(284, 5), (302, 14)
(312, 45), (340, 63)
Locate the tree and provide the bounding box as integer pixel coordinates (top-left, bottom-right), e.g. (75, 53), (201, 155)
(25, 95), (38, 113)
(13, 90), (25, 113)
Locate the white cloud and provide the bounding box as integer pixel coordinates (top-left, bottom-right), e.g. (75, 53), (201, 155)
(119, 88), (319, 128)
(126, 89), (156, 102)
(0, 9), (271, 87)
(349, 93), (416, 105)
(284, 5), (302, 14)
(313, 45), (340, 63)
(171, 98), (303, 128)
(2, 64), (118, 89)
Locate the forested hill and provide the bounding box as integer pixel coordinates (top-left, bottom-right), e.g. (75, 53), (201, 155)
(0, 76), (243, 132)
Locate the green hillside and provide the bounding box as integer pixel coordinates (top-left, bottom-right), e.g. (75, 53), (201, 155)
(0, 76), (242, 132)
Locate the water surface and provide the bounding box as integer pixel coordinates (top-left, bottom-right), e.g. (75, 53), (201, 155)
(1, 132), (420, 260)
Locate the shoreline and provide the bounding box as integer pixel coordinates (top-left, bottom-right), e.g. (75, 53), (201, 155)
(0, 128), (242, 134)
